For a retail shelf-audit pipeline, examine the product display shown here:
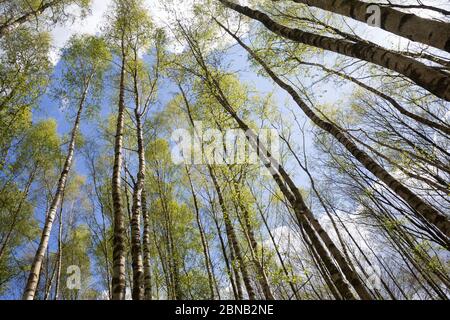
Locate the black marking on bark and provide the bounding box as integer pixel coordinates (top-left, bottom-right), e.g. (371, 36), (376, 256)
(349, 4), (356, 19)
(445, 38), (450, 52)
(435, 76), (450, 97)
(398, 14), (414, 40)
(379, 10), (386, 30)
(398, 13), (413, 31)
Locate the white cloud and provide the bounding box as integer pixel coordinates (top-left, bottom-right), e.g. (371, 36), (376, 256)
(49, 0), (111, 64)
(48, 0), (450, 64)
(49, 0), (196, 63)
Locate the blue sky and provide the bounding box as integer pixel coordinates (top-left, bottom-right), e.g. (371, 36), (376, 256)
(8, 0), (449, 299)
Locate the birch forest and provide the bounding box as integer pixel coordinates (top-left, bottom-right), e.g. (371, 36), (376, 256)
(0, 0), (449, 301)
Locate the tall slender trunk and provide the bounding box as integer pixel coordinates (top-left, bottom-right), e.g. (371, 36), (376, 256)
(185, 166), (216, 299)
(22, 84), (89, 300)
(43, 246), (55, 300)
(154, 171), (183, 300)
(213, 116), (275, 299)
(267, 165), (358, 299)
(129, 64), (145, 300)
(111, 48), (127, 300)
(172, 249), (182, 299)
(142, 190), (152, 300)
(234, 183), (274, 300)
(229, 237), (244, 299)
(211, 209), (240, 299)
(90, 156), (112, 299)
(253, 193), (301, 299)
(343, 216), (402, 299)
(209, 167), (256, 300)
(169, 221), (183, 300)
(151, 221), (170, 298)
(217, 0), (450, 101)
(216, 20), (450, 241)
(289, 0), (450, 53)
(54, 192), (64, 300)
